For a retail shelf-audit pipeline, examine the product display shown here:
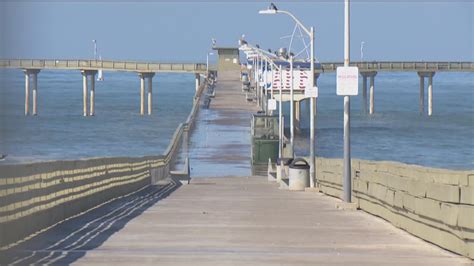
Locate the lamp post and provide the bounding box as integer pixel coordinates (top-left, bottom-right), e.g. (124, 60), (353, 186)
(259, 4), (317, 188)
(92, 40), (97, 60)
(207, 52), (214, 73)
(289, 54), (295, 156)
(239, 43), (283, 161)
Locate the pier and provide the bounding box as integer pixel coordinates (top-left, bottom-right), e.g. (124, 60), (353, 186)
(1, 59), (205, 116)
(2, 0), (474, 264)
(1, 59), (473, 117)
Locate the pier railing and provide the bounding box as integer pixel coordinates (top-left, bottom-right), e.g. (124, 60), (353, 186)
(0, 59), (208, 73)
(0, 75), (209, 250)
(317, 61), (474, 73)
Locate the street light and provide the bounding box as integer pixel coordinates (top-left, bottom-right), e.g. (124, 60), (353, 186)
(239, 43), (283, 161)
(207, 52), (214, 73)
(92, 39), (97, 60)
(259, 3), (317, 188)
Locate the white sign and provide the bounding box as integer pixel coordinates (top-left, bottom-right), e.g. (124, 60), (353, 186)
(271, 68), (311, 92)
(336, 66), (359, 96)
(305, 86), (319, 98)
(268, 99), (277, 111)
(259, 81), (265, 86)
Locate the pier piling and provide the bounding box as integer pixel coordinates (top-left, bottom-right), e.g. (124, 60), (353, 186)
(82, 71), (88, 116)
(32, 71), (38, 115)
(24, 70), (30, 116)
(360, 72), (376, 115)
(428, 74), (433, 116)
(369, 74), (375, 115)
(140, 74), (145, 115)
(362, 75), (367, 114)
(81, 70), (97, 116)
(195, 73), (200, 92)
(139, 72), (155, 115)
(148, 74), (154, 115)
(417, 72), (435, 116)
(90, 73), (95, 116)
(295, 100), (301, 133)
(419, 73), (425, 115)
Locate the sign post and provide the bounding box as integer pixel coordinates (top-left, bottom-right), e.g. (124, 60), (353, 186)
(337, 0), (358, 203)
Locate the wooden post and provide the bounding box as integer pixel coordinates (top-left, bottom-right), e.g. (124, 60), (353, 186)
(82, 71), (88, 116)
(24, 71), (30, 116)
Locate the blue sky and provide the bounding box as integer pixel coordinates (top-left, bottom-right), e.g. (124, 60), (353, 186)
(1, 1), (472, 62)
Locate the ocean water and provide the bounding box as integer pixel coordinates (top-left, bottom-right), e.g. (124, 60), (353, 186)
(290, 72), (474, 170)
(0, 70), (473, 170)
(0, 69), (195, 164)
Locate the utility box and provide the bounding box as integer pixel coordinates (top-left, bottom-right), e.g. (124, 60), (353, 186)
(251, 114), (279, 165)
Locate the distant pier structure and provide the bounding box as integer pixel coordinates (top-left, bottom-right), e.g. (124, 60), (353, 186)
(1, 59), (473, 117)
(1, 59), (207, 116)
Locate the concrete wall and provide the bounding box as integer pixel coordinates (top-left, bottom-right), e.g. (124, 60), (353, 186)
(314, 157), (474, 259)
(0, 78), (208, 250)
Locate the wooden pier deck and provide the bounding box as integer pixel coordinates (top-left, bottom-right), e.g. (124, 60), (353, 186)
(73, 176), (468, 265)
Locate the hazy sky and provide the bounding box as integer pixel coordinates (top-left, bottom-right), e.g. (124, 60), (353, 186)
(1, 1), (472, 62)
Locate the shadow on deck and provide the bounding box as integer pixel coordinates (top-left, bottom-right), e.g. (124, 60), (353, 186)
(0, 179), (181, 265)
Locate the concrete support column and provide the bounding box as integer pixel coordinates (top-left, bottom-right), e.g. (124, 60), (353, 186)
(139, 75), (145, 115)
(138, 72), (155, 115)
(419, 73), (425, 115)
(295, 100), (301, 133)
(195, 73), (200, 92)
(428, 74), (434, 116)
(89, 73), (96, 116)
(32, 71), (38, 116)
(362, 75), (367, 114)
(418, 72), (435, 116)
(24, 71), (30, 116)
(369, 74), (375, 115)
(82, 71), (88, 116)
(360, 72), (376, 115)
(147, 75), (154, 115)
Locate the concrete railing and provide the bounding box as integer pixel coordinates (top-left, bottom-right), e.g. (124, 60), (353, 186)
(314, 157), (474, 259)
(317, 61), (474, 73)
(0, 59), (208, 74)
(0, 76), (209, 250)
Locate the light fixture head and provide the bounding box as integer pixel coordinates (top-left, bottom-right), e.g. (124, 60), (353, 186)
(259, 9), (277, 15)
